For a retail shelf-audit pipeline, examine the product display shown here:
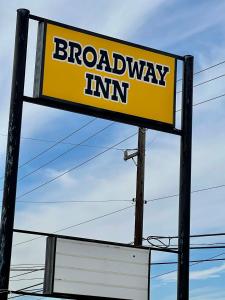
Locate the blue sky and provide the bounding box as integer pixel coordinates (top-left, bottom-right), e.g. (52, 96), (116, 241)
(1, 0), (225, 299)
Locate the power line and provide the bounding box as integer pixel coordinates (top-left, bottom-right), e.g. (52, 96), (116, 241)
(11, 269), (43, 272)
(0, 133), (125, 151)
(16, 132), (137, 200)
(193, 93), (225, 107)
(177, 59), (225, 82)
(9, 296), (42, 300)
(151, 250), (225, 279)
(145, 232), (225, 242)
(15, 199), (132, 204)
(193, 60), (225, 76)
(145, 234), (225, 248)
(14, 205), (134, 247)
(10, 269), (44, 279)
(146, 182), (225, 203)
(15, 122), (114, 183)
(12, 179), (225, 246)
(10, 278), (43, 282)
(0, 180), (220, 206)
(194, 73), (225, 88)
(13, 283), (43, 291)
(11, 264), (44, 267)
(0, 117), (97, 181)
(151, 257), (225, 265)
(174, 93), (225, 113)
(18, 118), (96, 167)
(9, 282), (43, 299)
(177, 73), (225, 93)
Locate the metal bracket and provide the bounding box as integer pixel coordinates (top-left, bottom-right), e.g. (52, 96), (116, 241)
(123, 149), (138, 161)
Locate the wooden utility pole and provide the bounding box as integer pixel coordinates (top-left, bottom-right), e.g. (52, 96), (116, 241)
(134, 127), (146, 246)
(124, 127), (146, 246)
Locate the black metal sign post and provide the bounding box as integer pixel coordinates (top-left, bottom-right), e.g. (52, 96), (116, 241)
(177, 55), (194, 300)
(0, 9), (29, 300)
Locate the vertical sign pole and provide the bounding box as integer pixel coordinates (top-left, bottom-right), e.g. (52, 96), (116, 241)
(134, 127), (146, 246)
(0, 9), (29, 299)
(177, 55), (194, 300)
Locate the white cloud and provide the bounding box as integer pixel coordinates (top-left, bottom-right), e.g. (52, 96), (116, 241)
(97, 0), (168, 39)
(190, 287), (225, 300)
(159, 264), (225, 282)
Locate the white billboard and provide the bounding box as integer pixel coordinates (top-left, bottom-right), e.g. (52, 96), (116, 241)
(44, 237), (150, 300)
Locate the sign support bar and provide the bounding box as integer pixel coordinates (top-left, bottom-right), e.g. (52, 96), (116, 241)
(0, 9), (29, 300)
(177, 55), (194, 300)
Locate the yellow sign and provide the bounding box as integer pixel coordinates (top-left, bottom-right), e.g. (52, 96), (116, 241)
(34, 23), (177, 128)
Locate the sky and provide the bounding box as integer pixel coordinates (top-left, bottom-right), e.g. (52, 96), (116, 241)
(1, 0), (225, 299)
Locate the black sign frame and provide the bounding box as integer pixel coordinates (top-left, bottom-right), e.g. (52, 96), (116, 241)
(32, 17), (180, 135)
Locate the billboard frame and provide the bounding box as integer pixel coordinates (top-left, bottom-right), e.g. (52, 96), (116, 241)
(43, 235), (151, 300)
(32, 18), (180, 134)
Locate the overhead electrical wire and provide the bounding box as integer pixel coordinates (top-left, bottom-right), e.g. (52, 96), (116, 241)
(177, 72), (225, 93)
(145, 234), (225, 249)
(11, 264), (44, 268)
(16, 132), (137, 200)
(151, 257), (225, 265)
(10, 269), (44, 279)
(13, 282), (43, 291)
(8, 182), (225, 250)
(11, 270), (40, 272)
(10, 278), (43, 282)
(0, 133), (125, 150)
(0, 132), (126, 151)
(145, 182), (225, 204)
(146, 232), (225, 240)
(13, 205), (134, 247)
(9, 295), (42, 300)
(193, 93), (225, 108)
(8, 180), (225, 205)
(176, 59), (225, 82)
(12, 181), (225, 248)
(16, 122), (114, 183)
(0, 117), (97, 181)
(9, 282), (43, 299)
(15, 199), (132, 204)
(192, 73), (225, 88)
(151, 250), (225, 279)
